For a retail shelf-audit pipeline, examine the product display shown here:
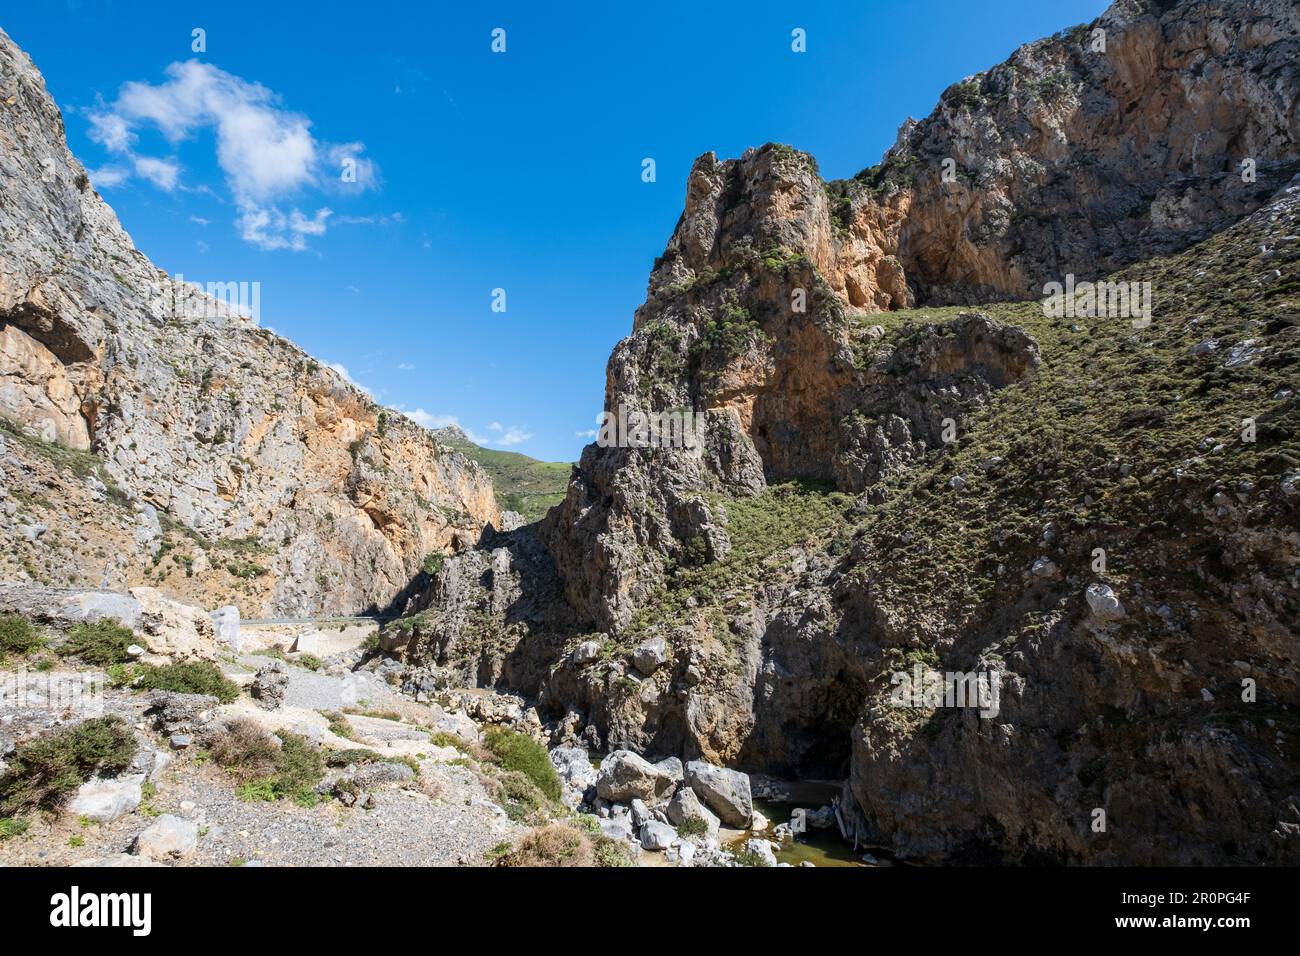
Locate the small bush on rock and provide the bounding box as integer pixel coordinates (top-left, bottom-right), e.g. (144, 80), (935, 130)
(135, 661), (240, 703)
(0, 716), (137, 814)
(233, 731), (324, 806)
(62, 620), (134, 665)
(0, 816), (31, 840)
(593, 835), (638, 867)
(484, 727), (561, 801)
(493, 769), (550, 823)
(0, 614), (45, 658)
(496, 824), (593, 867)
(677, 816), (709, 837)
(207, 718), (280, 779)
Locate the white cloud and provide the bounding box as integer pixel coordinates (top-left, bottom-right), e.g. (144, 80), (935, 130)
(87, 110), (135, 152)
(335, 211), (404, 227)
(238, 205), (332, 252)
(494, 426), (533, 447)
(575, 428), (598, 439)
(87, 165), (129, 189)
(488, 422), (503, 432)
(87, 60), (378, 251)
(401, 408), (458, 430)
(396, 362), (414, 371)
(133, 155), (180, 191)
(324, 142), (381, 193)
(190, 215), (210, 226)
(395, 408), (493, 445)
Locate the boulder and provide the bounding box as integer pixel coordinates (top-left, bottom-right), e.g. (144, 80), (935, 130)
(1085, 583), (1127, 621)
(210, 605), (241, 651)
(596, 750), (677, 804)
(549, 745), (597, 791)
(250, 660), (288, 710)
(632, 638), (668, 675)
(665, 786), (720, 835)
(353, 760), (416, 788)
(630, 798), (651, 828)
(598, 815), (635, 842)
(654, 756), (684, 782)
(1031, 556), (1058, 578)
(145, 691), (220, 735)
(292, 631), (322, 655)
(68, 773), (145, 823)
(134, 814), (199, 861)
(684, 760), (752, 826)
(741, 837), (778, 866)
(639, 820), (678, 851)
(0, 584), (141, 630)
(130, 586), (219, 659)
(805, 805), (837, 829)
(572, 640), (601, 665)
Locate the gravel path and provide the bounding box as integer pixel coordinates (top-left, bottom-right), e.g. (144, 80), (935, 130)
(0, 663), (523, 868)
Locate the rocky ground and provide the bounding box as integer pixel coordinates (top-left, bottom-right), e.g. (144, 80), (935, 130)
(1, 597), (850, 867)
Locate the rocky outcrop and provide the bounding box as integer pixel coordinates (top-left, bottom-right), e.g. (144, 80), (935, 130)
(0, 27), (499, 615)
(848, 0), (1300, 304)
(391, 0), (1300, 867)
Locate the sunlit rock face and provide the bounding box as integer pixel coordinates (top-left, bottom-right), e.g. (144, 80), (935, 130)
(0, 27), (499, 615)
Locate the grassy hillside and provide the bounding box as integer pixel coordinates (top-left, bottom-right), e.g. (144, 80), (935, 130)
(434, 428), (571, 522)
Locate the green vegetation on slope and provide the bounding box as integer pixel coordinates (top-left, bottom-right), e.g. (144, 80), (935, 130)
(840, 203), (1299, 633)
(434, 428), (571, 522)
(0, 717), (137, 814)
(621, 194), (1298, 657)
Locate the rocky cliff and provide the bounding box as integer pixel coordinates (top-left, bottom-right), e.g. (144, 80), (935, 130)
(0, 27), (499, 616)
(391, 0), (1300, 864)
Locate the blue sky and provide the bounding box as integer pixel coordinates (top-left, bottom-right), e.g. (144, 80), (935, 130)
(5, 0), (1106, 461)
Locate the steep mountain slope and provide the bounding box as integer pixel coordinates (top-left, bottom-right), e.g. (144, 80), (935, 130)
(0, 28), (499, 616)
(389, 0), (1300, 864)
(432, 426), (571, 523)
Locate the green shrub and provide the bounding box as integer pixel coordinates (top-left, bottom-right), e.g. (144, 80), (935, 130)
(421, 552), (445, 576)
(593, 835), (638, 867)
(207, 718), (278, 780)
(495, 769), (549, 822)
(0, 816), (30, 840)
(226, 559), (268, 579)
(62, 619), (134, 665)
(0, 614), (45, 658)
(323, 711), (356, 740)
(484, 728), (561, 801)
(677, 816), (709, 837)
(495, 824), (593, 867)
(234, 732), (324, 806)
(0, 716), (137, 814)
(733, 847), (772, 867)
(296, 654), (323, 671)
(134, 661), (240, 703)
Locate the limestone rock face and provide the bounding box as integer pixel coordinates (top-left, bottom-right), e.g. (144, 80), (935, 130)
(392, 0), (1300, 868)
(881, 0), (1300, 304)
(0, 27), (498, 615)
